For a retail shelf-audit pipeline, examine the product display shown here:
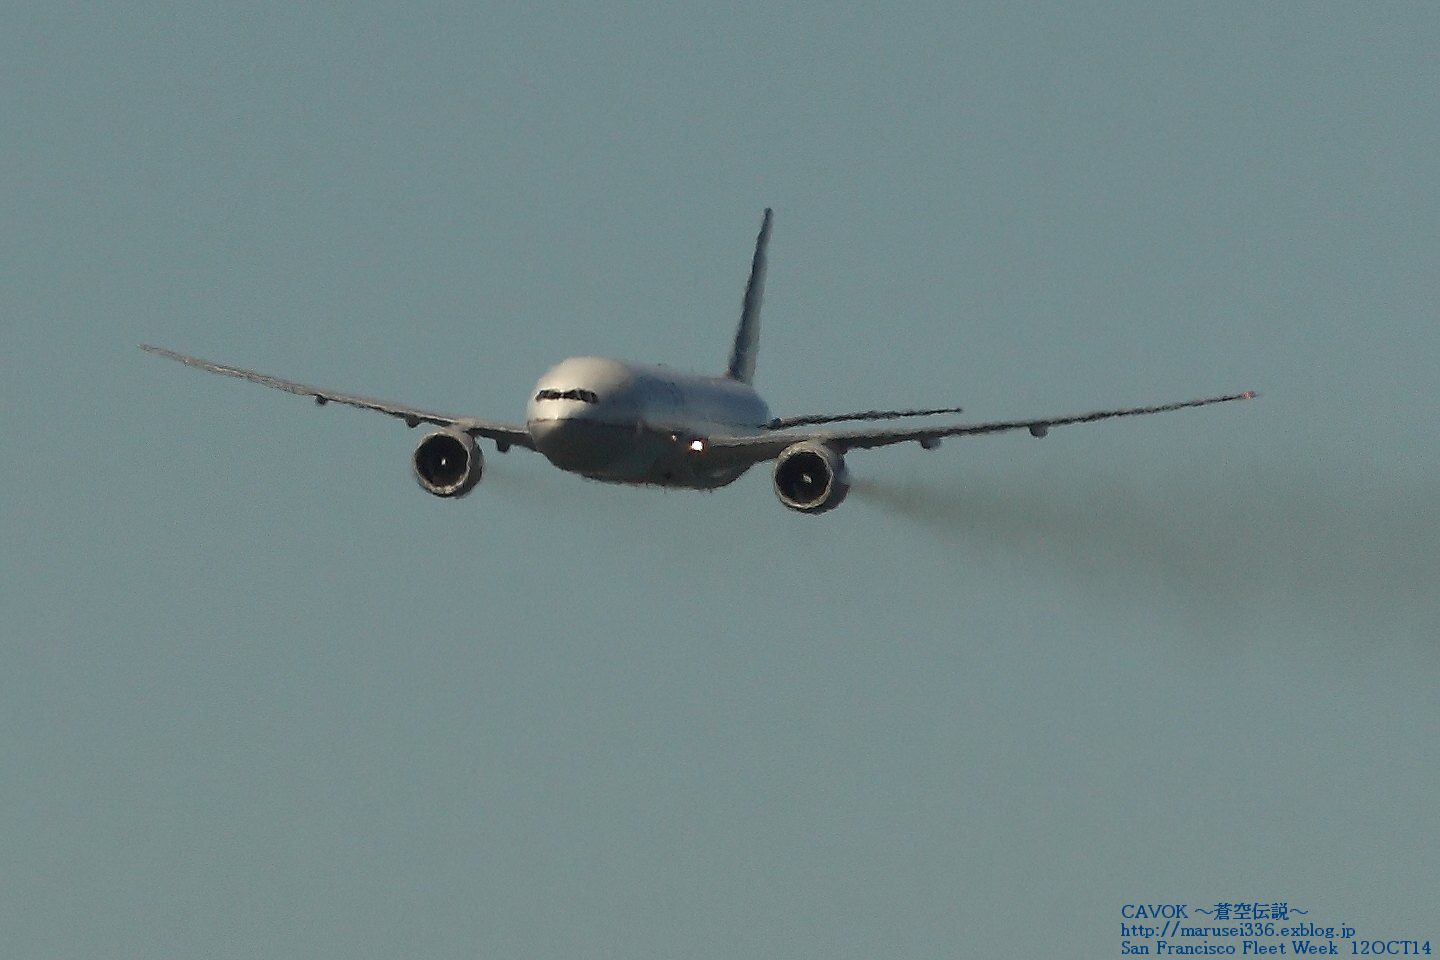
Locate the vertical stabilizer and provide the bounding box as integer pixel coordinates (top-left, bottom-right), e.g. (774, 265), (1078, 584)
(725, 208), (771, 383)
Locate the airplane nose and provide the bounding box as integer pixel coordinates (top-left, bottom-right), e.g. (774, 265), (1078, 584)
(528, 416), (622, 471)
(527, 417), (565, 449)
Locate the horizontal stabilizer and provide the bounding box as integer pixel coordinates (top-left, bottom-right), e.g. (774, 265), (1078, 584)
(767, 405), (966, 430)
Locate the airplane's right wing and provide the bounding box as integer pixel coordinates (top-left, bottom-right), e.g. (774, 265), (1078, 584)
(701, 391), (1256, 469)
(140, 345), (536, 451)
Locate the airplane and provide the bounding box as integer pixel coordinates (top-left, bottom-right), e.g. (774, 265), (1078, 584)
(141, 209), (1255, 514)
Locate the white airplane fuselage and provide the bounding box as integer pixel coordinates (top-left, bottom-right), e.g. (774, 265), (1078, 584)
(525, 356), (770, 488)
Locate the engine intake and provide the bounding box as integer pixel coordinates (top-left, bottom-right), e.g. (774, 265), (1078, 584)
(772, 441), (849, 514)
(412, 428), (482, 498)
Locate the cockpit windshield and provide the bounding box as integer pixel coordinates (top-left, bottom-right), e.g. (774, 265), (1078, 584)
(535, 388), (598, 404)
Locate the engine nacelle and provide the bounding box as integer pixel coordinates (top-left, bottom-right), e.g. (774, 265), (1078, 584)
(412, 428), (483, 498)
(772, 441), (850, 514)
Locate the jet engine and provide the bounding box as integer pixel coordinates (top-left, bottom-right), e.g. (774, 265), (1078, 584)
(412, 428), (483, 498)
(772, 441), (850, 514)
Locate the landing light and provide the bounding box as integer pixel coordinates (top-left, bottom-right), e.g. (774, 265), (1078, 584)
(689, 439), (705, 452)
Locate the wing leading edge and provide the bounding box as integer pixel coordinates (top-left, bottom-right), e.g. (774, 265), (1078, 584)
(139, 345), (535, 451)
(704, 391), (1257, 468)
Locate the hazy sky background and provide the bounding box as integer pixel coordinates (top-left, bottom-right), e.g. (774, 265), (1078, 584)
(3, 3), (1437, 957)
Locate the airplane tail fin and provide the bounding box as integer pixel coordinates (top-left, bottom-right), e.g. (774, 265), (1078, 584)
(725, 208), (772, 383)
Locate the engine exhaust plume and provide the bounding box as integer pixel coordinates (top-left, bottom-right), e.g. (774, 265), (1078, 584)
(852, 470), (1440, 651)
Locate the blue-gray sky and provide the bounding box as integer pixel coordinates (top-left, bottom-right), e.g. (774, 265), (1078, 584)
(3, 3), (1437, 957)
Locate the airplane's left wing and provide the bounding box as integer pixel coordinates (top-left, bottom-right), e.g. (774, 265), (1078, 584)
(140, 344), (535, 451)
(702, 391), (1256, 468)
